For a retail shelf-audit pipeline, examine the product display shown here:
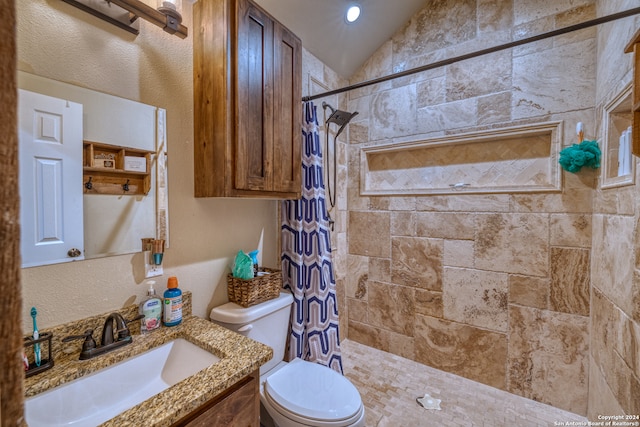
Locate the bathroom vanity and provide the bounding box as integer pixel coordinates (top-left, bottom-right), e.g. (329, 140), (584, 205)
(23, 293), (271, 427)
(171, 372), (259, 426)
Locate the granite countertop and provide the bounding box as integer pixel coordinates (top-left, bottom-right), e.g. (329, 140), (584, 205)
(24, 313), (272, 426)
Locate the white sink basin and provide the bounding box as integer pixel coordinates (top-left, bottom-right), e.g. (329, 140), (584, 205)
(25, 338), (220, 427)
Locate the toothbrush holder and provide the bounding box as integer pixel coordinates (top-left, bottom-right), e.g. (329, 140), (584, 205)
(23, 332), (54, 377)
(152, 239), (165, 265)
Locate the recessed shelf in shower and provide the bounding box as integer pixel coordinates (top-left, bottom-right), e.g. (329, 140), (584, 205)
(360, 121), (563, 196)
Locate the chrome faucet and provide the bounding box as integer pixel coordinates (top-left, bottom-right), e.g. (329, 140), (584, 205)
(63, 313), (143, 360)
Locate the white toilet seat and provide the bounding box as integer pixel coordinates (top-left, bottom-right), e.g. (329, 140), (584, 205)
(261, 359), (365, 427)
(263, 386), (365, 427)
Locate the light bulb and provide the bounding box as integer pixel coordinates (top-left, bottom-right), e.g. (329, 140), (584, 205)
(158, 0), (178, 11)
(346, 5), (361, 23)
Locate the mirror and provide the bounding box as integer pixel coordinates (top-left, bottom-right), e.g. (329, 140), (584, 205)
(18, 70), (169, 265)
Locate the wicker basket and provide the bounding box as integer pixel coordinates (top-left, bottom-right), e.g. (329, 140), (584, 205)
(227, 268), (282, 308)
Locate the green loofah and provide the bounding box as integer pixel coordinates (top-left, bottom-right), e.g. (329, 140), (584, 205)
(558, 139), (601, 173)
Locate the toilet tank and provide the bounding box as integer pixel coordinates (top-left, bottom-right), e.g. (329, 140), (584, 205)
(210, 292), (293, 375)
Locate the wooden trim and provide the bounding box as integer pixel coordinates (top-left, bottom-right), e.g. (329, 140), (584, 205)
(193, 0), (231, 197)
(60, 0), (140, 35)
(624, 27), (640, 54)
(107, 0), (188, 38)
(0, 0), (25, 425)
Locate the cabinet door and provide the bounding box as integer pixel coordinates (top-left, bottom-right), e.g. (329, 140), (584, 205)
(174, 374), (259, 427)
(236, 0), (274, 192)
(273, 22), (302, 196)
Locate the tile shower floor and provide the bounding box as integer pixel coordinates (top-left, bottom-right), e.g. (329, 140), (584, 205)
(341, 339), (588, 427)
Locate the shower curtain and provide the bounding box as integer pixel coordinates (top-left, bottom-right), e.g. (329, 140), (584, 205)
(281, 101), (343, 374)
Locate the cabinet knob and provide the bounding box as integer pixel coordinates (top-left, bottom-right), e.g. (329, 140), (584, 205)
(68, 248), (82, 258)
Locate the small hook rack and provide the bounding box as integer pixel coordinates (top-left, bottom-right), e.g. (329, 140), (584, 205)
(83, 141), (152, 196)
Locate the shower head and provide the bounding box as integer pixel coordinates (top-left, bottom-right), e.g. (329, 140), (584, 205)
(322, 102), (359, 138)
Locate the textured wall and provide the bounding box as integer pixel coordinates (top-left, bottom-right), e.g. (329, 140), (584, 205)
(16, 1), (279, 330)
(589, 0), (640, 418)
(340, 0), (599, 415)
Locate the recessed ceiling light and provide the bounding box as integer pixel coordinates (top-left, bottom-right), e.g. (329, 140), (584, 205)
(346, 5), (361, 23)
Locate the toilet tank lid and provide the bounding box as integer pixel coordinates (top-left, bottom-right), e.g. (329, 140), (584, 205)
(210, 292), (294, 324)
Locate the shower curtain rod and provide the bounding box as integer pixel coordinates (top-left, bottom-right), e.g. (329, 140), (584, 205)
(302, 6), (640, 102)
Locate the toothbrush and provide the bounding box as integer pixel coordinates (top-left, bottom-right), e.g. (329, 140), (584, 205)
(31, 307), (41, 367)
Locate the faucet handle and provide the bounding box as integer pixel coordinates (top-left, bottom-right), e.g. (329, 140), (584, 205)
(126, 314), (145, 325)
(118, 314), (144, 340)
(114, 314), (145, 341)
(62, 329), (97, 353)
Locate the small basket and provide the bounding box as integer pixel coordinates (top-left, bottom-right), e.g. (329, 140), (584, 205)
(227, 268), (282, 308)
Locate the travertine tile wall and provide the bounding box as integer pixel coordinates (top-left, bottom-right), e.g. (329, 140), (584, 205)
(589, 0), (640, 419)
(340, 0), (603, 416)
(302, 0), (640, 417)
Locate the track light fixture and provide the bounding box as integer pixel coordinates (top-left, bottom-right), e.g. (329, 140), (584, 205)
(61, 0), (188, 39)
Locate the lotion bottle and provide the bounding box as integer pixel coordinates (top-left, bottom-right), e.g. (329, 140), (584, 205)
(140, 280), (162, 333)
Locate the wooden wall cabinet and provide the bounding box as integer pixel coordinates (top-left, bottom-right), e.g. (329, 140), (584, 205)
(194, 0), (302, 199)
(171, 372), (259, 427)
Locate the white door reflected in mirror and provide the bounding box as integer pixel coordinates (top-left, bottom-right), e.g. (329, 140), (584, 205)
(19, 89), (85, 268)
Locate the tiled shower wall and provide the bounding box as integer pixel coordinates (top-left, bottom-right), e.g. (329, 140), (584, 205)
(340, 0), (602, 416)
(588, 0), (640, 419)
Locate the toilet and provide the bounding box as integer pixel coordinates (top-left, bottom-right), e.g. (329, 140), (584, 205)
(210, 292), (365, 427)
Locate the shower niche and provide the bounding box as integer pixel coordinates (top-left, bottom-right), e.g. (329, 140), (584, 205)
(360, 121), (562, 195)
(600, 84), (634, 189)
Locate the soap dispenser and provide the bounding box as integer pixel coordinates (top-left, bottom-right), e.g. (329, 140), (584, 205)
(140, 280), (162, 333)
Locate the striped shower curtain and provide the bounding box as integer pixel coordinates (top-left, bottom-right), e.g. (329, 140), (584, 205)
(281, 101), (343, 374)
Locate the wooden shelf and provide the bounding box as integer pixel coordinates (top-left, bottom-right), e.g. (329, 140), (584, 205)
(83, 141), (152, 195)
(83, 167), (148, 175)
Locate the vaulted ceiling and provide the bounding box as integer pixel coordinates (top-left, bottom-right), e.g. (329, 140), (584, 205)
(253, 0), (428, 78)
